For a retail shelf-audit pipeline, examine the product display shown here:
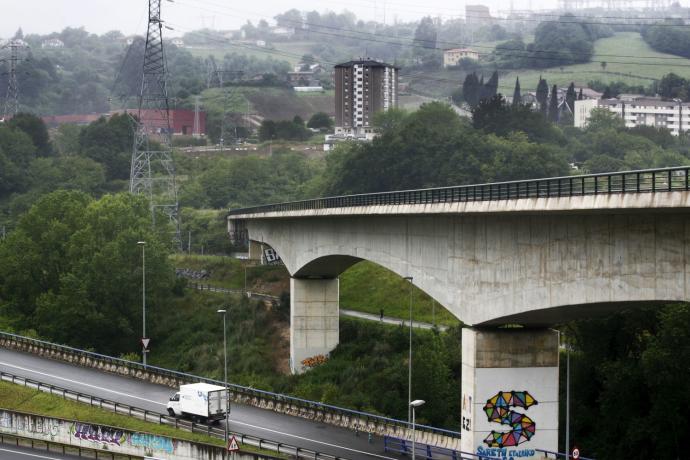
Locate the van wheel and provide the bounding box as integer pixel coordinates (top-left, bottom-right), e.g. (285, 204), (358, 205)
(167, 408), (175, 417)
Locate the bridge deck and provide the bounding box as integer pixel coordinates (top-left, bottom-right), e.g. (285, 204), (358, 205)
(228, 167), (690, 218)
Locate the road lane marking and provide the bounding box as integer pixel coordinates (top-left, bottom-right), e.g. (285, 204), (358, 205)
(0, 447), (70, 459)
(231, 420), (397, 460)
(0, 361), (166, 406)
(0, 361), (397, 459)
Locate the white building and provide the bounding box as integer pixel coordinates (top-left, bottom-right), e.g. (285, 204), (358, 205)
(41, 38), (64, 49)
(575, 96), (690, 135)
(443, 48), (479, 68)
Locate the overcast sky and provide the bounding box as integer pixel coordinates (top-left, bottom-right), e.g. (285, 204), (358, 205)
(1, 0), (551, 38)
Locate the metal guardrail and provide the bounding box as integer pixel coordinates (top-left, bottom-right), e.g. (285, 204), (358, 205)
(227, 166), (690, 216)
(383, 436), (499, 460)
(0, 432), (141, 459)
(536, 448), (595, 460)
(0, 371), (333, 460)
(0, 331), (462, 440)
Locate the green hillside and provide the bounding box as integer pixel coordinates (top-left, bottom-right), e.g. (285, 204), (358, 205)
(410, 32), (690, 97)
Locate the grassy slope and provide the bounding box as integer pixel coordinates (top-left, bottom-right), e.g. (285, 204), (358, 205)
(172, 255), (460, 326)
(200, 86), (334, 120)
(412, 32), (690, 97)
(501, 32), (690, 91)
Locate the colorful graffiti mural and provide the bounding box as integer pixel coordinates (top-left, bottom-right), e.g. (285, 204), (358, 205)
(483, 391), (537, 448)
(130, 432), (175, 454)
(70, 422), (127, 446)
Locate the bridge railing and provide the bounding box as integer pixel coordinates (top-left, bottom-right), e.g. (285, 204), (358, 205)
(227, 166), (690, 216)
(0, 330), (461, 443)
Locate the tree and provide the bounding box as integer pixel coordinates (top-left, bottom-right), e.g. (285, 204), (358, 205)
(548, 84), (560, 122)
(8, 113), (52, 156)
(307, 112), (333, 130)
(0, 191), (174, 354)
(484, 71), (499, 101)
(462, 73), (480, 107)
(600, 61), (607, 71)
(565, 82), (577, 113)
(536, 77), (549, 116)
(413, 17), (437, 49)
(578, 88), (584, 100)
(512, 77), (522, 107)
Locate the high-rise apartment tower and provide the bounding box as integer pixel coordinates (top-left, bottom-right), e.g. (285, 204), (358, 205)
(334, 59), (398, 139)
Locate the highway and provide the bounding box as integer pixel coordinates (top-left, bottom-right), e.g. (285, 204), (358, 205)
(0, 348), (401, 460)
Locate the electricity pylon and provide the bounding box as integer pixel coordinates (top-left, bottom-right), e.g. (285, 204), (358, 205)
(2, 40), (22, 120)
(130, 0), (181, 247)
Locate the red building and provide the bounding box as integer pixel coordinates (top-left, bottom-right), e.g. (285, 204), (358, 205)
(42, 109), (207, 136)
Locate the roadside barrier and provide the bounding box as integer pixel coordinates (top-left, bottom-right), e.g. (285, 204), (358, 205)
(0, 330), (462, 450)
(0, 432), (140, 459)
(0, 371), (334, 459)
(383, 436), (500, 460)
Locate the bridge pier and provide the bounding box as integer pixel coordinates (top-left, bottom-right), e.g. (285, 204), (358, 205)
(290, 278), (340, 374)
(461, 328), (559, 459)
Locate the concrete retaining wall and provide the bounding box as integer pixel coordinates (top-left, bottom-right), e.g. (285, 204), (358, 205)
(0, 336), (461, 450)
(0, 409), (269, 460)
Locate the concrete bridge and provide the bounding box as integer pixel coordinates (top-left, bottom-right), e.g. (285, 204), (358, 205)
(228, 167), (690, 457)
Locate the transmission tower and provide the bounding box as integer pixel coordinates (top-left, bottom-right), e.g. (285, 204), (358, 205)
(130, 0), (181, 246)
(2, 40), (22, 120)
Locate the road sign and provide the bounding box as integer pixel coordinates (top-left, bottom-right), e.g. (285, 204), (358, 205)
(227, 435), (240, 452)
(141, 338), (150, 350)
(572, 446), (580, 459)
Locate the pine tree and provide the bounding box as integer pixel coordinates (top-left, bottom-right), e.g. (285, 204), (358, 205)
(536, 77), (549, 116)
(486, 71), (499, 99)
(578, 88), (584, 100)
(462, 73), (480, 107)
(548, 84), (559, 123)
(565, 82), (577, 113)
(512, 77), (522, 108)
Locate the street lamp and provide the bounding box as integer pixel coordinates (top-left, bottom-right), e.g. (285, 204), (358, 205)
(403, 276), (413, 424)
(217, 309), (229, 446)
(410, 399), (425, 460)
(137, 241), (147, 367)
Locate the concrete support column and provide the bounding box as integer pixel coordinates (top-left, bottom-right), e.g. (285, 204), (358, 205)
(248, 240), (264, 262)
(290, 278), (339, 374)
(461, 328), (559, 459)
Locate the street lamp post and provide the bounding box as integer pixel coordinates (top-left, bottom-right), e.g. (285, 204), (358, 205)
(403, 276), (413, 424)
(137, 241), (147, 367)
(410, 399), (425, 460)
(217, 309), (229, 446)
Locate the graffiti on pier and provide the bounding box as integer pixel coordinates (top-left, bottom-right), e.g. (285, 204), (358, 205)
(0, 411), (59, 437)
(70, 422), (126, 446)
(129, 432), (176, 454)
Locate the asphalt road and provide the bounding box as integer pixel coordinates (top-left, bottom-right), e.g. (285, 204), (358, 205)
(0, 348), (403, 460)
(0, 444), (83, 460)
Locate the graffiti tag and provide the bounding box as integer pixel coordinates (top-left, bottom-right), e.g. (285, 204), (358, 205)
(0, 412), (59, 437)
(482, 391), (537, 448)
(71, 422), (126, 446)
(129, 433), (175, 454)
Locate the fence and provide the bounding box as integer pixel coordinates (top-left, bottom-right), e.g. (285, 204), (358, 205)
(228, 166), (690, 216)
(383, 436), (502, 460)
(0, 371), (329, 459)
(0, 330), (462, 449)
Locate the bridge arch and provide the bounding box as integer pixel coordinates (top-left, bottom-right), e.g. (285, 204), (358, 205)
(247, 212), (690, 326)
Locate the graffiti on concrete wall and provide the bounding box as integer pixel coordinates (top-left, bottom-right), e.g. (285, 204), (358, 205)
(129, 432), (175, 454)
(482, 391), (537, 448)
(70, 422), (126, 446)
(0, 411), (60, 437)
